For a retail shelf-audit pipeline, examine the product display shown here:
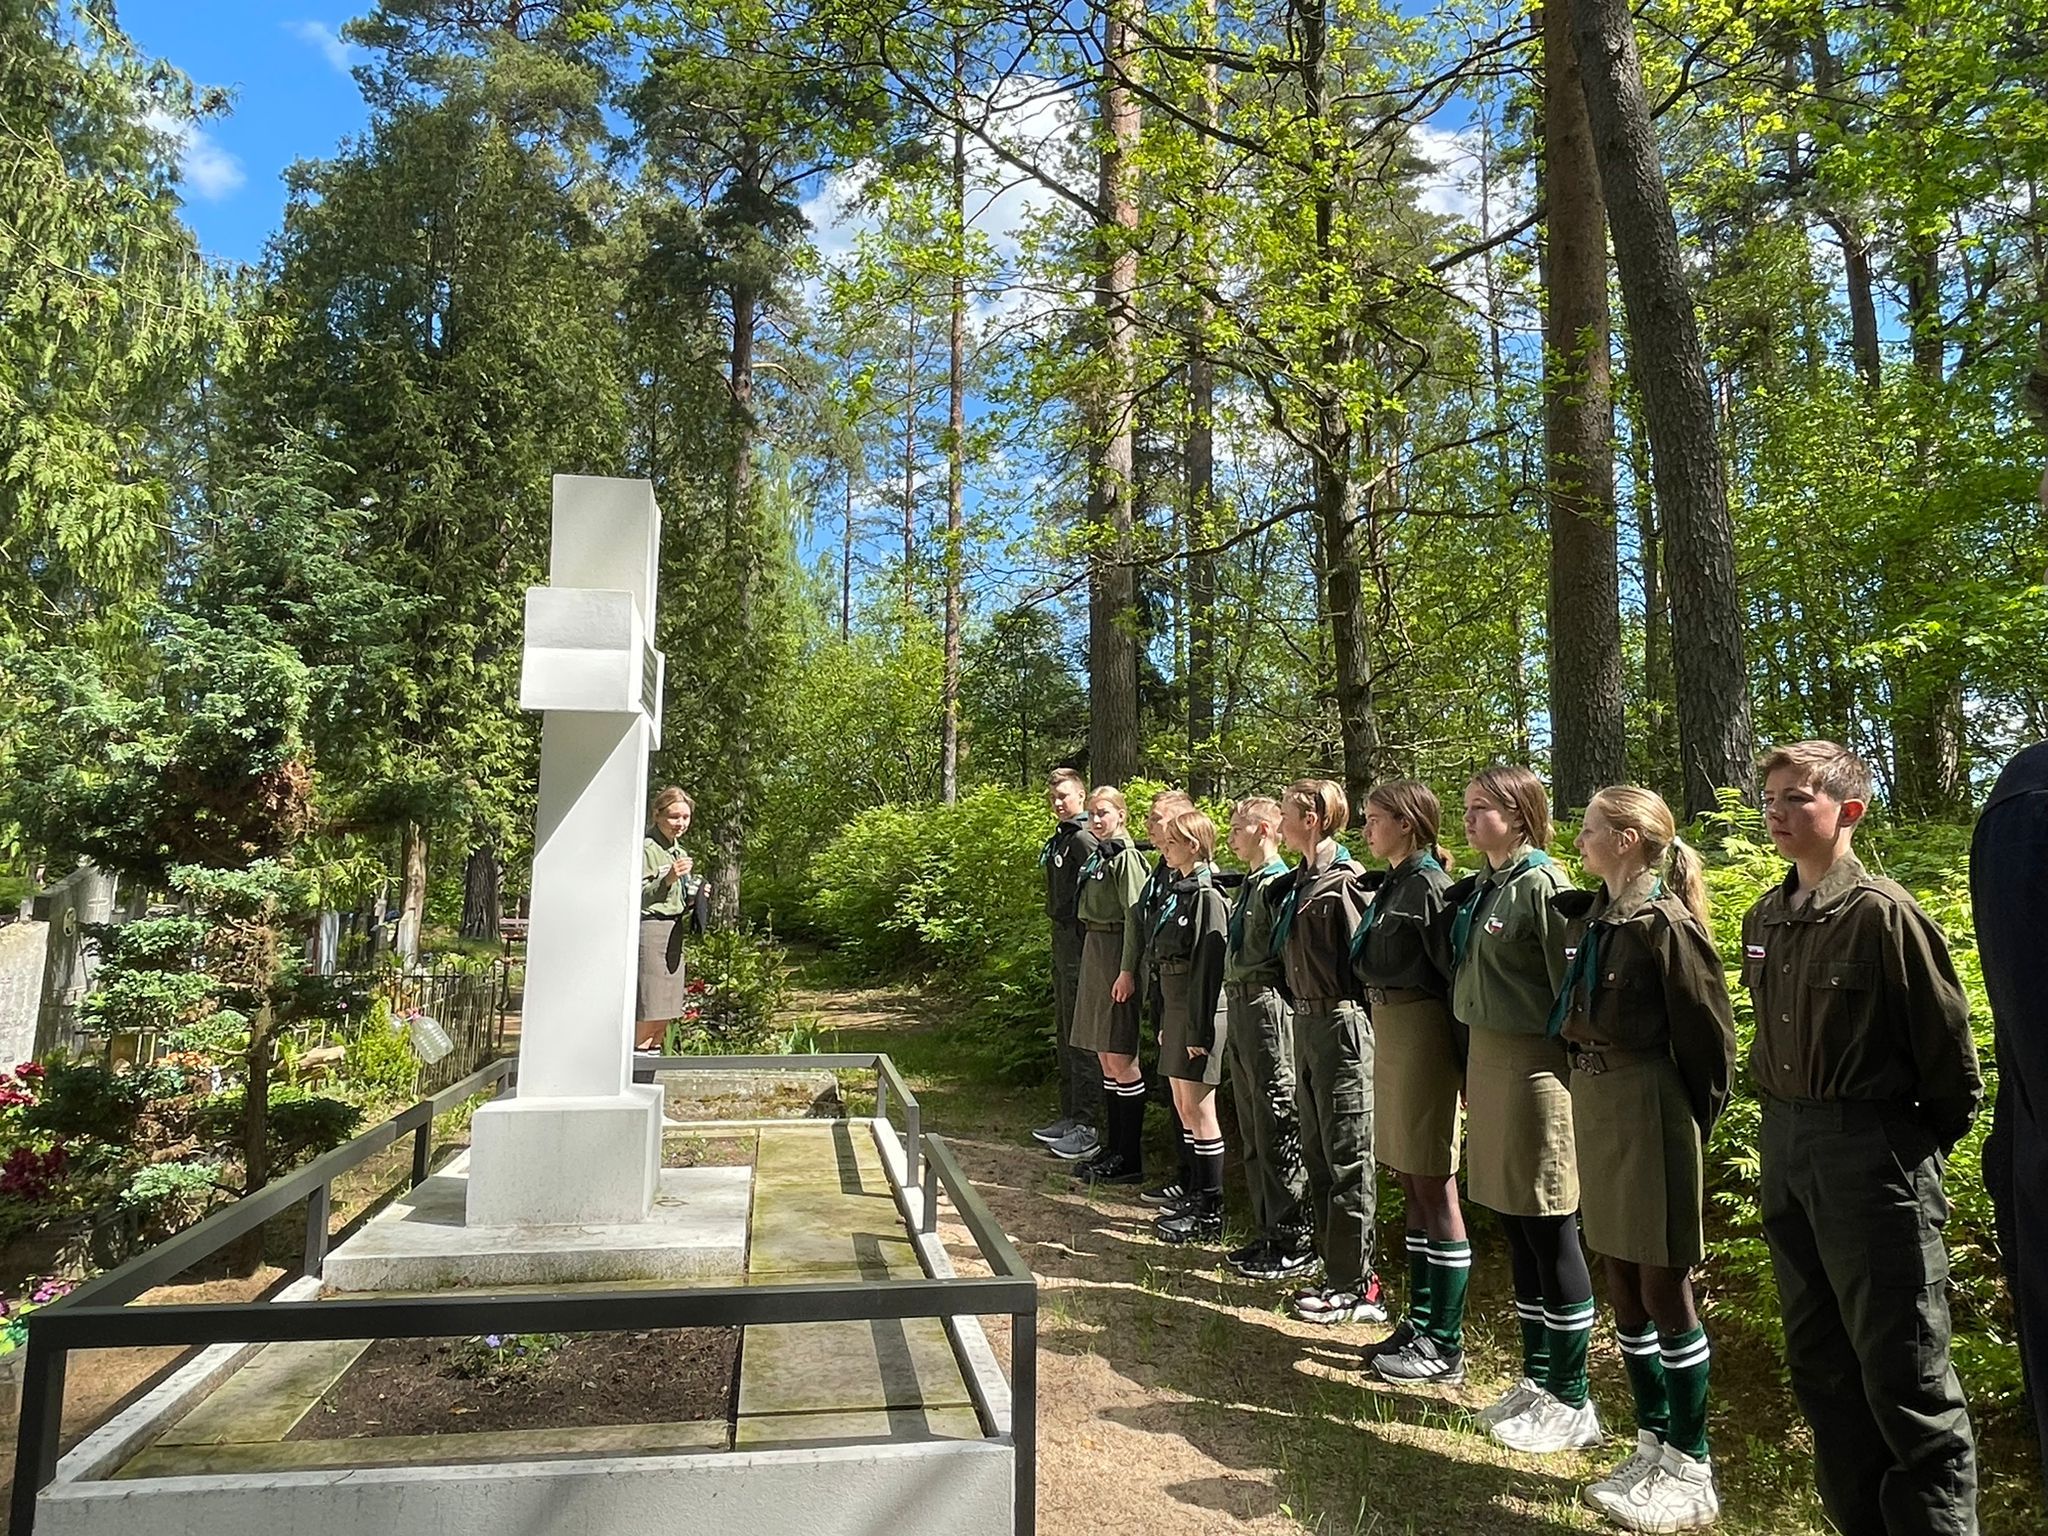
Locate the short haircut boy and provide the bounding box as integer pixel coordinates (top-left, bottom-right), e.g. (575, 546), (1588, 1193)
(1757, 740), (1873, 805)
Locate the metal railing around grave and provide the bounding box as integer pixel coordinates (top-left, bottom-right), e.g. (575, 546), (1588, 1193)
(9, 1052), (1036, 1536)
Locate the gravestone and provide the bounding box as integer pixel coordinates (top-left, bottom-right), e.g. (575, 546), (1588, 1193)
(0, 920), (47, 1066)
(29, 864), (119, 1059)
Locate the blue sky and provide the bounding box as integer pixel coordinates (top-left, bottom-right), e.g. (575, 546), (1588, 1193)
(120, 4), (374, 266)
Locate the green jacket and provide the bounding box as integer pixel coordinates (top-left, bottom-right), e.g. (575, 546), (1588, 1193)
(1078, 837), (1151, 926)
(1225, 859), (1290, 987)
(1154, 867), (1231, 1054)
(1444, 846), (1572, 1035)
(641, 835), (704, 917)
(1550, 870), (1737, 1135)
(1351, 850), (1452, 997)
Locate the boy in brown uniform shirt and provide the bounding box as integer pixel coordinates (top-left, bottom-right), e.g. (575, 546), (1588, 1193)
(1743, 741), (1981, 1536)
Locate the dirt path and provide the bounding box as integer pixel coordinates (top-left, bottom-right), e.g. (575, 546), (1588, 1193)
(791, 978), (2045, 1536)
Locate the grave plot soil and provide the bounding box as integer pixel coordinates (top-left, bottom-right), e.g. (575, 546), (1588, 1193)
(288, 1328), (738, 1439)
(660, 1130), (756, 1167)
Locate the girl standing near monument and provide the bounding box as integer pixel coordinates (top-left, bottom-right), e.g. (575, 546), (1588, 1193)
(637, 786), (703, 1051)
(1067, 787), (1153, 1184)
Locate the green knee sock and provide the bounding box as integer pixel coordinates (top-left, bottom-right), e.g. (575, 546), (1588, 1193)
(1617, 1323), (1669, 1438)
(1426, 1238), (1472, 1349)
(1405, 1230), (1432, 1329)
(1516, 1298), (1549, 1382)
(1659, 1326), (1711, 1459)
(1544, 1297), (1597, 1408)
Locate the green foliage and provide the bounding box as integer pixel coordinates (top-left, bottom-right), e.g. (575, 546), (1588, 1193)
(76, 969), (217, 1036)
(663, 927), (792, 1053)
(447, 1331), (566, 1381)
(23, 1060), (165, 1138)
(117, 1159), (225, 1211)
(339, 999), (419, 1106)
(199, 1084), (362, 1172)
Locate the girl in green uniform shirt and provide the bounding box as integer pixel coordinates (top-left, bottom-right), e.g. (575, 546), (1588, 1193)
(1147, 805), (1234, 1245)
(1443, 764), (1594, 1453)
(1553, 786), (1735, 1531)
(1066, 787), (1154, 1184)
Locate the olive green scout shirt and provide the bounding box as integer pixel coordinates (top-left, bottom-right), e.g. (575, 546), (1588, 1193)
(1551, 869), (1737, 1135)
(641, 835), (702, 916)
(1351, 851), (1452, 998)
(1078, 837), (1151, 926)
(1741, 852), (1981, 1145)
(1225, 859), (1290, 987)
(1446, 847), (1572, 1035)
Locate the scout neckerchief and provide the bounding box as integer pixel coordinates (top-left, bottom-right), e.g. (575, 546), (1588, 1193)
(1349, 850), (1443, 957)
(1271, 844), (1353, 953)
(1228, 858), (1289, 956)
(1079, 834), (1129, 881)
(1449, 847), (1552, 970)
(1154, 865), (1216, 938)
(1545, 874), (1663, 1037)
(1038, 814), (1087, 867)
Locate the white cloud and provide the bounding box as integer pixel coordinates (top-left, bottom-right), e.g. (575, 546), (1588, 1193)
(286, 19), (365, 75)
(144, 110), (245, 201)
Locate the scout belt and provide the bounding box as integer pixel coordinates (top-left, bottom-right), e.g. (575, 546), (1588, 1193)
(1568, 1044), (1667, 1075)
(1365, 985), (1432, 1006)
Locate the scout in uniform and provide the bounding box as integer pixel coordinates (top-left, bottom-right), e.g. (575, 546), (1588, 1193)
(1147, 805), (1235, 1245)
(1443, 764), (1595, 1453)
(1033, 767), (1102, 1156)
(638, 786), (705, 1050)
(1273, 778), (1386, 1325)
(1349, 780), (1467, 1381)
(1553, 786), (1737, 1531)
(1744, 741), (1980, 1536)
(1221, 797), (1315, 1279)
(1064, 786), (1154, 1184)
(1111, 791), (1196, 1203)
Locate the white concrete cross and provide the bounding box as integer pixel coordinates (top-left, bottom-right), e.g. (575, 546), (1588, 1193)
(465, 475), (668, 1227)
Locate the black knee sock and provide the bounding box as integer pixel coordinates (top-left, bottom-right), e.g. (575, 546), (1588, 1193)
(1191, 1135), (1225, 1199)
(1113, 1075), (1147, 1167)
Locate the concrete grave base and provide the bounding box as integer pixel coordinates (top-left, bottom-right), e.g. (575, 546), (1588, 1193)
(321, 1148), (749, 1292)
(464, 1084), (663, 1226)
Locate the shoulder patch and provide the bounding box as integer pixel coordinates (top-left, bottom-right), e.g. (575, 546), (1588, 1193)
(1744, 943), (1766, 960)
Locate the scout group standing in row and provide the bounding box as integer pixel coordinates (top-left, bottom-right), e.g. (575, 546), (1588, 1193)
(1032, 742), (1981, 1536)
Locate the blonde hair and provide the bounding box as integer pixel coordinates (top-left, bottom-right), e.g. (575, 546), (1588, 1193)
(1283, 778), (1350, 837)
(1588, 785), (1707, 925)
(1231, 796), (1283, 837)
(1757, 740), (1872, 805)
(651, 785), (693, 818)
(1467, 764), (1551, 851)
(1087, 785), (1128, 818)
(1366, 779), (1451, 869)
(1160, 805), (1218, 862)
(1146, 788), (1194, 821)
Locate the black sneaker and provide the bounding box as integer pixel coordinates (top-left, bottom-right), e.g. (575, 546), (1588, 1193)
(1154, 1203), (1223, 1245)
(1243, 1244), (1321, 1281)
(1139, 1181), (1188, 1209)
(1373, 1333), (1466, 1385)
(1078, 1154), (1144, 1188)
(1358, 1317), (1417, 1364)
(1225, 1239), (1272, 1275)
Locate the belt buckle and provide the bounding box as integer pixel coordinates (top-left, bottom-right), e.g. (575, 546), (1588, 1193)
(1576, 1049), (1607, 1076)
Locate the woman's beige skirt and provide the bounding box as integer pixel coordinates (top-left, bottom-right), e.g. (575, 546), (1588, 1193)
(637, 915), (688, 1020)
(1571, 1054), (1704, 1267)
(1465, 1028), (1578, 1217)
(1071, 928), (1139, 1055)
(1158, 967), (1227, 1085)
(1373, 996), (1463, 1177)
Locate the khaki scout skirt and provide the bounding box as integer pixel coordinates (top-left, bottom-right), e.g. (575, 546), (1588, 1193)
(1071, 927), (1139, 1055)
(637, 915), (688, 1020)
(1466, 1028), (1578, 1217)
(1158, 966), (1227, 1085)
(1373, 996), (1463, 1177)
(1571, 1053), (1704, 1268)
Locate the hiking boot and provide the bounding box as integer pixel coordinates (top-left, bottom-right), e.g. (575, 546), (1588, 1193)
(1583, 1431), (1666, 1517)
(1045, 1125), (1100, 1161)
(1077, 1153), (1143, 1188)
(1373, 1333), (1466, 1385)
(1031, 1115), (1077, 1145)
(1492, 1393), (1603, 1454)
(1139, 1181), (1188, 1209)
(1476, 1377), (1546, 1428)
(1604, 1446), (1719, 1532)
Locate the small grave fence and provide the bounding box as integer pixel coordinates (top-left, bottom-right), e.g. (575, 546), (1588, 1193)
(9, 1052), (1036, 1536)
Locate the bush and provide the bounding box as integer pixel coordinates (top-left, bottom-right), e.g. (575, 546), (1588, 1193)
(23, 1059), (178, 1138)
(338, 997), (418, 1106)
(198, 1083), (362, 1170)
(662, 927), (791, 1054)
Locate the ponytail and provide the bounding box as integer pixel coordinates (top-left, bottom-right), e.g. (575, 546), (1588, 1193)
(1665, 835), (1709, 927)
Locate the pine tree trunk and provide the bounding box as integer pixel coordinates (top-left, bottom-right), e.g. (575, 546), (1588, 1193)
(1542, 1), (1626, 811)
(941, 44), (966, 804)
(1184, 0), (1220, 799)
(397, 822), (427, 965)
(715, 268), (760, 924)
(1570, 0), (1754, 816)
(460, 842), (501, 942)
(1629, 412), (1680, 800)
(1087, 0), (1143, 785)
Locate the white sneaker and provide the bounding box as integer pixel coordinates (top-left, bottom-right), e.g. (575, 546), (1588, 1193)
(1584, 1430), (1665, 1515)
(1492, 1393), (1603, 1453)
(1476, 1377), (1546, 1428)
(1606, 1446), (1719, 1532)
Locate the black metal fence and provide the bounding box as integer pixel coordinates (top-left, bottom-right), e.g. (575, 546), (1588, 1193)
(9, 1052), (1035, 1536)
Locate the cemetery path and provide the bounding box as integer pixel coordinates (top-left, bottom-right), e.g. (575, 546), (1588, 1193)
(789, 976), (1851, 1536)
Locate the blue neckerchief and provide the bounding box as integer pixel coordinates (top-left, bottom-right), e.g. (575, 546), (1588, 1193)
(1545, 877), (1662, 1036)
(1154, 866), (1218, 937)
(1039, 815), (1086, 867)
(1079, 834), (1129, 880)
(1350, 851), (1443, 957)
(1273, 844), (1353, 953)
(1449, 848), (1552, 970)
(1228, 859), (1288, 956)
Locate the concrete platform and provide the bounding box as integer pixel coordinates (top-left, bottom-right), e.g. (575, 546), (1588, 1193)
(322, 1151), (751, 1292)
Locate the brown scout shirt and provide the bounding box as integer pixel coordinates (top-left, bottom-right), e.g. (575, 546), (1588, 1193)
(1741, 852), (1981, 1145)
(1551, 870), (1737, 1136)
(1276, 847), (1370, 1006)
